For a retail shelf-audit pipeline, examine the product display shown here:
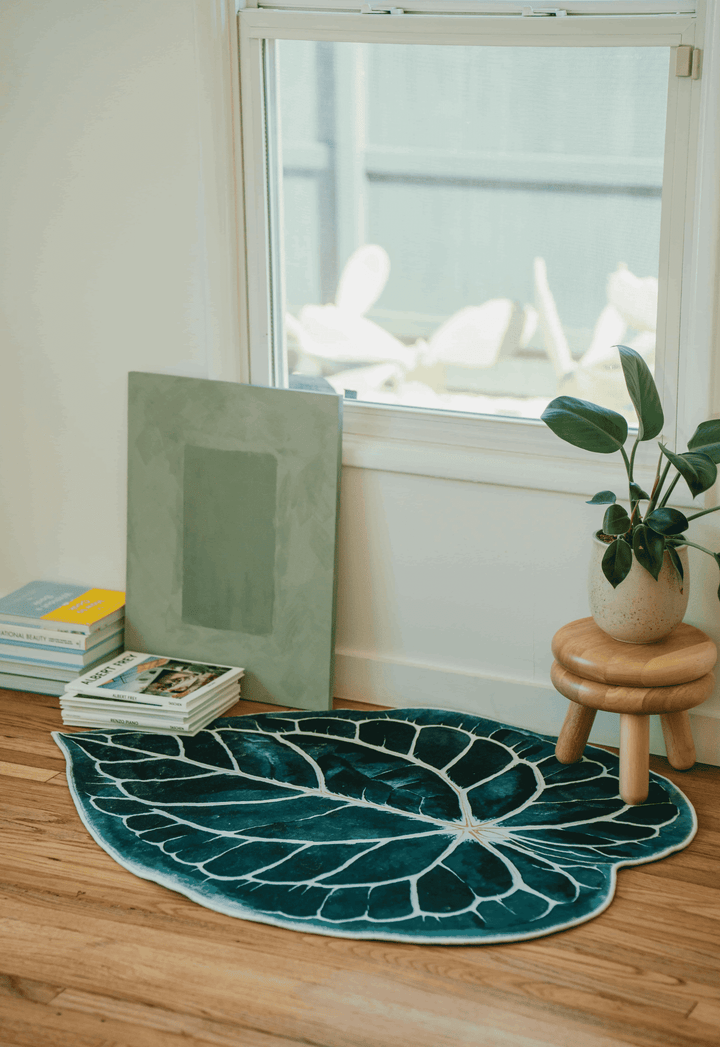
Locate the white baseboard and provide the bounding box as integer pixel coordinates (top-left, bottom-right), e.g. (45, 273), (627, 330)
(333, 649), (720, 768)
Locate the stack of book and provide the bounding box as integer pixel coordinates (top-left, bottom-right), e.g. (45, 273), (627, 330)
(0, 581), (125, 696)
(61, 650), (245, 735)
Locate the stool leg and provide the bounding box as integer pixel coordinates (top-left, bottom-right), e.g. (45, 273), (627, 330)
(620, 714), (649, 805)
(556, 704), (597, 764)
(660, 710), (696, 770)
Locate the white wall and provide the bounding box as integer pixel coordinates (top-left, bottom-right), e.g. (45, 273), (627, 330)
(333, 468), (720, 764)
(1, 0), (719, 764)
(0, 0), (239, 587)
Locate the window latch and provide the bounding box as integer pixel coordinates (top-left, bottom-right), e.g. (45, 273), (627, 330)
(360, 3), (404, 13)
(521, 7), (568, 15)
(675, 45), (702, 80)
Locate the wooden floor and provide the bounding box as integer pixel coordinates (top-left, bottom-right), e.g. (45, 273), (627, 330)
(1, 688), (719, 1047)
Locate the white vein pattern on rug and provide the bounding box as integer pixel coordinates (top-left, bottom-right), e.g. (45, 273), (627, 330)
(53, 709), (696, 944)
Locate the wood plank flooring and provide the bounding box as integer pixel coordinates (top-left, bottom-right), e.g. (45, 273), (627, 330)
(1, 688), (718, 1047)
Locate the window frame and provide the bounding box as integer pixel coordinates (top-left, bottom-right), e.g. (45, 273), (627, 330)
(228, 0), (718, 500)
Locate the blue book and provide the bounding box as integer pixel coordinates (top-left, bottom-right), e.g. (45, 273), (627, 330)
(0, 672), (65, 696)
(0, 629), (123, 667)
(0, 581), (87, 616)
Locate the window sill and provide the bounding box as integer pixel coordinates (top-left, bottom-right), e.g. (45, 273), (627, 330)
(341, 400), (693, 503)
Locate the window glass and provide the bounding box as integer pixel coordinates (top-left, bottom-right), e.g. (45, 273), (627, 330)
(276, 42), (669, 423)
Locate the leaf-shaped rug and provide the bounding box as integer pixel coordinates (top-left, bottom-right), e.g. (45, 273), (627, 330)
(53, 709), (696, 944)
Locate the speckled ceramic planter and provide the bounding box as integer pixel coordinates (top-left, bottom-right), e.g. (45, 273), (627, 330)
(588, 533), (689, 644)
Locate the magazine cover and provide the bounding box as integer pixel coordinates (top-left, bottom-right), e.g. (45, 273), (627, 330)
(68, 650), (244, 705)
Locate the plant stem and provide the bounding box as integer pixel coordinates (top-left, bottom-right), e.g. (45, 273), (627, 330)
(626, 438), (643, 519)
(658, 471), (682, 509)
(685, 504), (720, 522)
(644, 456), (672, 518)
(667, 538), (719, 561)
(628, 437), (639, 483)
(652, 451), (662, 488)
(619, 445), (636, 514)
(615, 443), (640, 521)
(647, 451), (662, 499)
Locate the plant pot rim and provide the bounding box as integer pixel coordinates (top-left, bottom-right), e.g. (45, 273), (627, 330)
(592, 530), (619, 546)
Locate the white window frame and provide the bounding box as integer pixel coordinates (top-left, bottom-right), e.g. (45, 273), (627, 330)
(215, 0), (720, 501)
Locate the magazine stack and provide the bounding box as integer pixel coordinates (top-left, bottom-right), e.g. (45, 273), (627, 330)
(61, 651), (245, 735)
(0, 581), (125, 696)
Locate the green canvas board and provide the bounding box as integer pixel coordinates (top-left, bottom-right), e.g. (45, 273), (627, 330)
(125, 372), (343, 710)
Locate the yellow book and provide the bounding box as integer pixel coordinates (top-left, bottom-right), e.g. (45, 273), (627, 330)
(43, 588), (126, 626)
(0, 582), (125, 635)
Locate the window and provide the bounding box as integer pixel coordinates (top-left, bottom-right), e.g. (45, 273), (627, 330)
(235, 0), (718, 494)
(280, 40), (667, 423)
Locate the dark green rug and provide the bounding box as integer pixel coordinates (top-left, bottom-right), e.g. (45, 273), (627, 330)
(53, 708), (696, 944)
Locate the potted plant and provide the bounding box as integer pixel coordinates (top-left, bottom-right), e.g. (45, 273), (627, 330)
(541, 345), (720, 642)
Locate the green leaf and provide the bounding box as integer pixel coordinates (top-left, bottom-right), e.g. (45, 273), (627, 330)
(667, 545), (684, 586)
(645, 507), (689, 535)
(616, 345), (664, 441)
(586, 491), (616, 505)
(602, 538), (633, 588)
(659, 444), (717, 498)
(603, 504), (632, 535)
(629, 482), (650, 501)
(632, 524), (665, 581)
(687, 419), (720, 463)
(541, 397), (628, 454)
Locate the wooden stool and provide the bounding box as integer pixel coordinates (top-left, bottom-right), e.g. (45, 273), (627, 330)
(551, 618), (716, 805)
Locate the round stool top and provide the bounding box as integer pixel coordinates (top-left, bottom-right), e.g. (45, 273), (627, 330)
(552, 617), (717, 687)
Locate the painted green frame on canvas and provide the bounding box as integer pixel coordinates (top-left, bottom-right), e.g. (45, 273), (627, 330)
(125, 372), (343, 710)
